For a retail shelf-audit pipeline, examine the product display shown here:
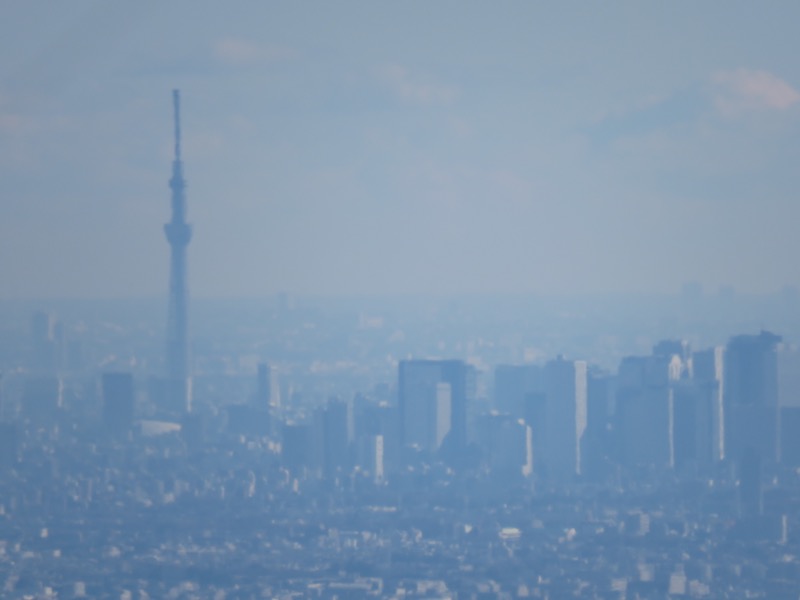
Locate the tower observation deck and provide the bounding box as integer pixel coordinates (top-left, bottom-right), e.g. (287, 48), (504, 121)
(164, 89), (192, 414)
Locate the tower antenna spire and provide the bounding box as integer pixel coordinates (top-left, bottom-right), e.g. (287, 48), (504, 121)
(165, 89), (192, 415)
(173, 89), (181, 161)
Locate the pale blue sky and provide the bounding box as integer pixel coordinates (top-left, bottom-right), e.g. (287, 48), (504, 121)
(2, 2), (800, 298)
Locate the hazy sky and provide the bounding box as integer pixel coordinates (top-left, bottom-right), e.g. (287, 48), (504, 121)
(2, 2), (800, 298)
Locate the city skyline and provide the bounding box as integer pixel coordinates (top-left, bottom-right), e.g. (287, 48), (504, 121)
(5, 5), (800, 597)
(3, 3), (800, 298)
(3, 293), (800, 596)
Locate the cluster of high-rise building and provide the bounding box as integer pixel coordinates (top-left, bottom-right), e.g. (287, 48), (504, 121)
(4, 313), (800, 597)
(3, 91), (800, 597)
(490, 334), (800, 493)
(248, 330), (797, 497)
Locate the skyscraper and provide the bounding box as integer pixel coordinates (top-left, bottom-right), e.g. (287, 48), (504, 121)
(256, 362), (280, 409)
(724, 331), (781, 462)
(398, 359), (472, 457)
(322, 398), (352, 478)
(543, 356), (587, 479)
(399, 360), (442, 452)
(693, 346), (725, 461)
(164, 90), (192, 414)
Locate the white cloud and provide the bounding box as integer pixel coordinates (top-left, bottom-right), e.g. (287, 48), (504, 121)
(213, 37), (294, 65)
(712, 69), (800, 116)
(378, 65), (457, 106)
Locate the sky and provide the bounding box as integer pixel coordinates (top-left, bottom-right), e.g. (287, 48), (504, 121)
(2, 2), (800, 299)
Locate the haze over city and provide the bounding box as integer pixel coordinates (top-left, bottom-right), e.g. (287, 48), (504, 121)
(5, 4), (800, 599)
(3, 2), (800, 298)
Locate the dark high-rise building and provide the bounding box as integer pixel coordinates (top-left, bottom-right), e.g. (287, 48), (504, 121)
(724, 331), (781, 462)
(725, 332), (780, 407)
(256, 362), (280, 410)
(672, 381), (714, 468)
(398, 360), (445, 453)
(616, 386), (674, 469)
(102, 372), (135, 434)
(543, 356), (587, 479)
(164, 90), (192, 414)
(582, 369), (613, 480)
(322, 398), (351, 478)
(398, 359), (473, 458)
(614, 346), (698, 472)
(490, 359), (587, 479)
